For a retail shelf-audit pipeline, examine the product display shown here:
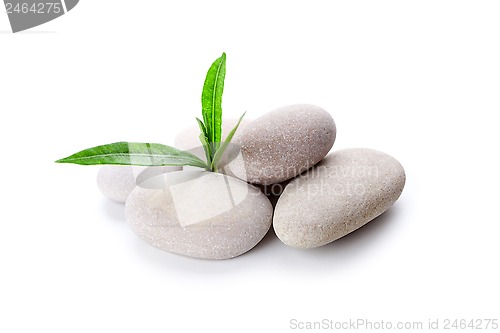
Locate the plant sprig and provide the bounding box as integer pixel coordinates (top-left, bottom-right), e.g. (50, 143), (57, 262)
(56, 53), (245, 172)
(55, 142), (208, 169)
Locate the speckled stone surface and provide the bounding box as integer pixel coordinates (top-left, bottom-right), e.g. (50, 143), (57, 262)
(273, 148), (406, 248)
(96, 166), (181, 203)
(174, 118), (252, 160)
(223, 104), (336, 185)
(125, 170), (273, 259)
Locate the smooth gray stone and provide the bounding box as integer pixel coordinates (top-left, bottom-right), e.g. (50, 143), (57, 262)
(125, 170), (273, 259)
(273, 148), (406, 248)
(223, 104), (336, 185)
(96, 166), (180, 203)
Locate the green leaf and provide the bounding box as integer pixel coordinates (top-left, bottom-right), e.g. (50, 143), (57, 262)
(195, 117), (208, 138)
(195, 117), (212, 166)
(198, 133), (213, 167)
(56, 142), (208, 169)
(201, 52), (226, 154)
(211, 111), (246, 171)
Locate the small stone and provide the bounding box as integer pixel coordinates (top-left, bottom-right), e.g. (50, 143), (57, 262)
(96, 166), (181, 203)
(174, 118), (252, 160)
(125, 170), (273, 259)
(223, 104), (336, 185)
(273, 148), (406, 248)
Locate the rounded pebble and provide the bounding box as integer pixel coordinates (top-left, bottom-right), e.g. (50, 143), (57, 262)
(223, 104), (336, 185)
(96, 165), (181, 203)
(273, 148), (406, 248)
(125, 170), (273, 259)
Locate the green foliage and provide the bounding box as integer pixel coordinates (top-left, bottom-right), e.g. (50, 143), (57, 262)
(56, 53), (245, 172)
(56, 142), (208, 169)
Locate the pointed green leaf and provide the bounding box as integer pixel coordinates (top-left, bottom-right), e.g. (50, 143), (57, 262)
(201, 52), (226, 152)
(212, 111), (246, 171)
(198, 133), (212, 167)
(56, 142), (208, 169)
(195, 117), (212, 166)
(195, 117), (208, 138)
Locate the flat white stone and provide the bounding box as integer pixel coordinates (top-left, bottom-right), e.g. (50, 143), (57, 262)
(125, 170), (273, 259)
(96, 166), (181, 203)
(223, 104), (336, 185)
(273, 148), (406, 248)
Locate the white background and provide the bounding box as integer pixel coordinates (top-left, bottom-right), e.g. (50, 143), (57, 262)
(1, 1), (499, 332)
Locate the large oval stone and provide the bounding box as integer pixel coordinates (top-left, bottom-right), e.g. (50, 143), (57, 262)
(96, 166), (180, 203)
(273, 148), (406, 248)
(223, 104), (336, 185)
(125, 170), (273, 259)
